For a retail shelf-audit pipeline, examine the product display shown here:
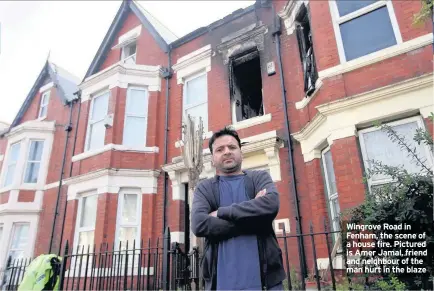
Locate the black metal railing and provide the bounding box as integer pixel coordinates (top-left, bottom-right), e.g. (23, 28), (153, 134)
(2, 223), (391, 291)
(0, 257), (32, 291)
(58, 238), (165, 291)
(276, 219), (342, 291)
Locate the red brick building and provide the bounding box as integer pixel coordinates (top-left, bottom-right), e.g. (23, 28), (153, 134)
(0, 0), (432, 278)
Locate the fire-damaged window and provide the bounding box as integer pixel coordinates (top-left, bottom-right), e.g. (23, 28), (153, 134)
(229, 48), (264, 123)
(295, 4), (318, 97)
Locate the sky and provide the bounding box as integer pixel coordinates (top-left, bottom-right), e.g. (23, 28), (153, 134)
(0, 1), (255, 125)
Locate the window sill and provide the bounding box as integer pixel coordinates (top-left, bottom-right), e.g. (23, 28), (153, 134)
(0, 184), (44, 194)
(72, 144), (159, 162)
(230, 114), (272, 131)
(175, 131), (213, 148)
(295, 79), (323, 110)
(318, 33), (432, 80)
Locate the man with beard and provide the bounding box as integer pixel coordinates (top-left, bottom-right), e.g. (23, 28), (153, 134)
(191, 127), (285, 291)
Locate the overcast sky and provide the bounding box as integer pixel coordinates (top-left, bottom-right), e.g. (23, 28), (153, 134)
(0, 1), (254, 125)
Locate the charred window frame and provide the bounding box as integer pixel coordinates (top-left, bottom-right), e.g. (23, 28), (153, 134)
(228, 48), (264, 123)
(295, 4), (318, 97)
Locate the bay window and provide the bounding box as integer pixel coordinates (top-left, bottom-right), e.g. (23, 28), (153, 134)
(329, 0), (402, 62)
(86, 91), (109, 151)
(3, 142), (21, 187)
(123, 87), (149, 147)
(359, 116), (433, 189)
(76, 194), (97, 250)
(321, 147), (341, 240)
(7, 223), (30, 261)
(115, 189), (141, 265)
(23, 140), (44, 184)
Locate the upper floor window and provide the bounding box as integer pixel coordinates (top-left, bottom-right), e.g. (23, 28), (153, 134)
(123, 87), (149, 147)
(229, 49), (264, 123)
(38, 91), (50, 119)
(295, 4), (318, 96)
(3, 142), (21, 187)
(86, 91), (109, 151)
(358, 116), (433, 190)
(8, 223), (30, 261)
(183, 72), (208, 132)
(122, 41), (137, 64)
(329, 0), (402, 62)
(23, 140), (44, 184)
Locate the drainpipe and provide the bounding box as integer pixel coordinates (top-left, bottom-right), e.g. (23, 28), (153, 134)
(58, 90), (82, 254)
(271, 2), (307, 280)
(162, 49), (172, 234)
(48, 97), (75, 254)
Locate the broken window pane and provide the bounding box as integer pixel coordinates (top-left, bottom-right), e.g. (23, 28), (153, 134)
(230, 50), (264, 122)
(296, 4), (318, 96)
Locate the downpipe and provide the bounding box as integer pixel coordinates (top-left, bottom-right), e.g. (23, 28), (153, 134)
(48, 97), (75, 254)
(271, 3), (308, 282)
(58, 90), (82, 254)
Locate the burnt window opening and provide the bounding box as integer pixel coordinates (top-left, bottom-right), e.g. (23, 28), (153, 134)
(229, 49), (264, 122)
(296, 4), (318, 97)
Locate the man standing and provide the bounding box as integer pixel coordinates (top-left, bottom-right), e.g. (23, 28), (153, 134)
(191, 127), (286, 291)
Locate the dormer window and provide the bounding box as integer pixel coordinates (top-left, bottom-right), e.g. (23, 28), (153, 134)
(38, 91), (50, 119)
(121, 41), (137, 64)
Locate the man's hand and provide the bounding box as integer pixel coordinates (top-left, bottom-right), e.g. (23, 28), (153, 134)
(209, 210), (218, 217)
(255, 189), (266, 199)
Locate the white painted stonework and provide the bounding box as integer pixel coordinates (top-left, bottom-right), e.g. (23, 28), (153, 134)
(163, 130), (284, 201)
(292, 73), (434, 162)
(172, 45), (212, 85)
(71, 143), (159, 162)
(80, 62), (164, 102)
(64, 169), (160, 200)
(278, 0), (309, 35)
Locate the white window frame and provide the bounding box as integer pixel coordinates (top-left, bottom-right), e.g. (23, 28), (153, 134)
(114, 188), (142, 266)
(38, 91), (50, 119)
(358, 116), (434, 190)
(183, 71), (209, 134)
(122, 87), (149, 148)
(7, 222), (30, 262)
(85, 91), (110, 151)
(2, 142), (21, 187)
(121, 41), (137, 64)
(22, 140), (44, 184)
(321, 146), (341, 242)
(73, 192), (98, 253)
(329, 0), (402, 63)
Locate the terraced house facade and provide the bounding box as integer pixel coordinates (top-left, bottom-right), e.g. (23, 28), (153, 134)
(0, 0), (432, 277)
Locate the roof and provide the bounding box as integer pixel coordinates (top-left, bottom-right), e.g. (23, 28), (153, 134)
(7, 61), (80, 130)
(84, 0), (260, 79)
(135, 1), (178, 44)
(84, 0), (178, 79)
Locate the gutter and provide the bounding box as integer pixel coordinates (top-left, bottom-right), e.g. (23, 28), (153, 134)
(48, 96), (75, 254)
(271, 2), (307, 283)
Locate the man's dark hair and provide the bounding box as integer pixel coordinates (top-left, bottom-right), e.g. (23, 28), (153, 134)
(209, 127), (242, 153)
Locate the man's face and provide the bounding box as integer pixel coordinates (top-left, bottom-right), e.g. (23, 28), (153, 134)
(211, 135), (242, 174)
